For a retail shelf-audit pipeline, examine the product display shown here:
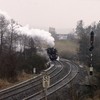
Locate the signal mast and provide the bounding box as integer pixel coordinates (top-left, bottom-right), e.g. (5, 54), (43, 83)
(89, 31), (94, 75)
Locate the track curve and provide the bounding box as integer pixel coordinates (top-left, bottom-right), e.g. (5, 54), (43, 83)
(23, 59), (77, 100)
(0, 61), (63, 100)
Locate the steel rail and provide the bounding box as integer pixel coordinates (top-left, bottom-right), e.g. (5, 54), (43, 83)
(40, 59), (79, 100)
(23, 59), (78, 100)
(0, 62), (56, 100)
(23, 60), (69, 100)
(19, 61), (63, 100)
(0, 61), (63, 100)
(0, 62), (55, 92)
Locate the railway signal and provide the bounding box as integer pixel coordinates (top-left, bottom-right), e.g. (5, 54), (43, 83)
(90, 31), (94, 44)
(89, 31), (94, 51)
(43, 74), (50, 88)
(42, 71), (50, 100)
(89, 31), (94, 75)
(90, 66), (93, 75)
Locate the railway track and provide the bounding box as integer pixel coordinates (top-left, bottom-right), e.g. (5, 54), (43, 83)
(0, 59), (78, 100)
(0, 61), (63, 100)
(23, 59), (78, 100)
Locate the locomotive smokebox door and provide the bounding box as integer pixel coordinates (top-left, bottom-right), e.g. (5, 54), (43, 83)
(47, 47), (58, 61)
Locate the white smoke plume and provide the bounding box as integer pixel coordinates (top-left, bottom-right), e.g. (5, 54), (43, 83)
(17, 25), (55, 48)
(0, 9), (55, 49)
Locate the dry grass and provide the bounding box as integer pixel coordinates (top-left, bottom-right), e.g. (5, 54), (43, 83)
(0, 71), (37, 90)
(0, 79), (12, 89)
(86, 96), (100, 100)
(94, 90), (100, 100)
(17, 71), (33, 82)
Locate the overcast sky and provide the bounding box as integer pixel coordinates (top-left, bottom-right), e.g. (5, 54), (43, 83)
(0, 0), (100, 30)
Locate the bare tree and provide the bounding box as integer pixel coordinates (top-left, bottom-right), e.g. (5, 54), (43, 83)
(0, 14), (9, 55)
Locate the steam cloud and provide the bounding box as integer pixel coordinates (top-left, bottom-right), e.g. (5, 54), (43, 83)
(17, 25), (55, 47)
(0, 10), (55, 48)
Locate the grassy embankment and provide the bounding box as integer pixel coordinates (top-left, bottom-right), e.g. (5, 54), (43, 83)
(55, 40), (78, 60)
(55, 40), (100, 100)
(0, 71), (35, 90)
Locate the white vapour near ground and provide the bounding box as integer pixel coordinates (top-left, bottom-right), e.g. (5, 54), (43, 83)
(17, 25), (55, 48)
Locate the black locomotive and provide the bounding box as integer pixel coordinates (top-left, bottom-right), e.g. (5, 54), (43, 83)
(47, 47), (58, 61)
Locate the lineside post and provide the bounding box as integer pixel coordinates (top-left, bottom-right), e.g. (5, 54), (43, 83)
(89, 31), (95, 100)
(42, 71), (50, 100)
(89, 31), (94, 76)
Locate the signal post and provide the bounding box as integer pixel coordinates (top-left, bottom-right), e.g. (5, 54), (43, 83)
(89, 31), (94, 76)
(42, 71), (50, 100)
(87, 31), (95, 100)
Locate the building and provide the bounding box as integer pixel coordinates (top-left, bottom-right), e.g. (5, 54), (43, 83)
(57, 34), (67, 40)
(49, 27), (58, 40)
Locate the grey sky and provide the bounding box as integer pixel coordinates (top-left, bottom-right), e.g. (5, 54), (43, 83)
(0, 0), (100, 29)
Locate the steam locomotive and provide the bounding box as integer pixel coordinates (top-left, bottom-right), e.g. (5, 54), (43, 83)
(47, 47), (58, 61)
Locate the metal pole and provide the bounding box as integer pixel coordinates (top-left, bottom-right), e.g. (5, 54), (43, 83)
(89, 31), (95, 100)
(42, 71), (49, 100)
(89, 31), (94, 76)
(44, 87), (47, 100)
(89, 53), (93, 76)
